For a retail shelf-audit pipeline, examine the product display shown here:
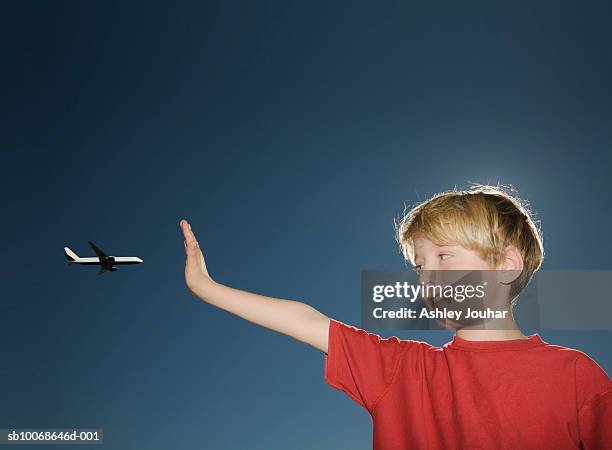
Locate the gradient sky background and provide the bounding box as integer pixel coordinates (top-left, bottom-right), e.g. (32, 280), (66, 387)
(2, 1), (612, 449)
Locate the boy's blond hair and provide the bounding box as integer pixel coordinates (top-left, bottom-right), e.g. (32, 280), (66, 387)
(394, 184), (544, 305)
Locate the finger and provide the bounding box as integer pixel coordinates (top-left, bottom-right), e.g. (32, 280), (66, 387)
(183, 237), (198, 250)
(186, 239), (199, 257)
(180, 219), (198, 245)
(181, 242), (199, 267)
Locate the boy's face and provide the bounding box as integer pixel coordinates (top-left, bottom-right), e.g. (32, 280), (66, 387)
(412, 234), (513, 329)
(412, 234), (494, 273)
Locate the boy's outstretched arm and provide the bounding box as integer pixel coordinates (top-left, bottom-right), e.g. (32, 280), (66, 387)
(180, 219), (330, 354)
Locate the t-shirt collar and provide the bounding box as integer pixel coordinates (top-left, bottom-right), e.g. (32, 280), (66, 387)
(445, 333), (546, 351)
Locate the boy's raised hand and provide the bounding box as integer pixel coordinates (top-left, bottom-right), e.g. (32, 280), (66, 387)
(180, 219), (213, 295)
(179, 218), (330, 354)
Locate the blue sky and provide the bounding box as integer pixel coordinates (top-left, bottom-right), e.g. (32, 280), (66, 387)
(2, 1), (611, 449)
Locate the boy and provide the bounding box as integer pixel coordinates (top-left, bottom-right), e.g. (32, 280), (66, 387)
(179, 185), (611, 449)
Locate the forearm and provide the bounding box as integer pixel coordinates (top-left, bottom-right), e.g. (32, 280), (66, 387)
(191, 280), (329, 347)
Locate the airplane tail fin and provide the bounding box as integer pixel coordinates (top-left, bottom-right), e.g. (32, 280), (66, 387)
(64, 247), (80, 263)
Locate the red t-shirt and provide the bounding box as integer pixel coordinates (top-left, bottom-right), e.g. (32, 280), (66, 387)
(324, 319), (612, 450)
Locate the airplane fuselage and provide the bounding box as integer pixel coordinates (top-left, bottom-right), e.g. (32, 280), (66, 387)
(64, 243), (143, 274)
(67, 257), (142, 265)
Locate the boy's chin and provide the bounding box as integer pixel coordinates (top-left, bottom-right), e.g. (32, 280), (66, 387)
(422, 297), (493, 329)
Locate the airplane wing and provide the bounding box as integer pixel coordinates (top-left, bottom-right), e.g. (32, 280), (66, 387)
(88, 241), (110, 261)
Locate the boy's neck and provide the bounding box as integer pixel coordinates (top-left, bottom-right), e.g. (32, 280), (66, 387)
(455, 325), (528, 341)
(454, 300), (528, 341)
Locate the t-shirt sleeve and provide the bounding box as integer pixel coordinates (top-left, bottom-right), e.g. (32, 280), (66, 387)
(323, 318), (406, 413)
(574, 353), (612, 449)
(578, 388), (612, 449)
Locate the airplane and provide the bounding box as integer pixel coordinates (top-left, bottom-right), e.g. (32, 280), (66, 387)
(64, 241), (143, 274)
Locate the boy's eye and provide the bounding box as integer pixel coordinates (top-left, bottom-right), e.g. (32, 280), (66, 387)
(439, 254), (451, 261)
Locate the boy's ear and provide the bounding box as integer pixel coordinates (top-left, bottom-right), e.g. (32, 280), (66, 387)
(501, 244), (524, 271)
(497, 244), (524, 284)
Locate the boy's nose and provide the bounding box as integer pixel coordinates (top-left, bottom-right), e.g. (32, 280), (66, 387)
(419, 271), (433, 287)
(419, 270), (441, 288)
(419, 269), (435, 284)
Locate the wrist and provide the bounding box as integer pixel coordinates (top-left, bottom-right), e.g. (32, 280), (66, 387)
(189, 276), (219, 300)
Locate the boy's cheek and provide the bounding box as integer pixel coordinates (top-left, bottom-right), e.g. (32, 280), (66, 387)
(447, 259), (491, 271)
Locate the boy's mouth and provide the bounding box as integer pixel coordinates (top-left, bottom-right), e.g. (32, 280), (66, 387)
(423, 294), (448, 309)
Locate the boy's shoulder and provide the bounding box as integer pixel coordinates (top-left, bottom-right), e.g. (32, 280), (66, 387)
(541, 342), (612, 410)
(531, 339), (610, 373)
